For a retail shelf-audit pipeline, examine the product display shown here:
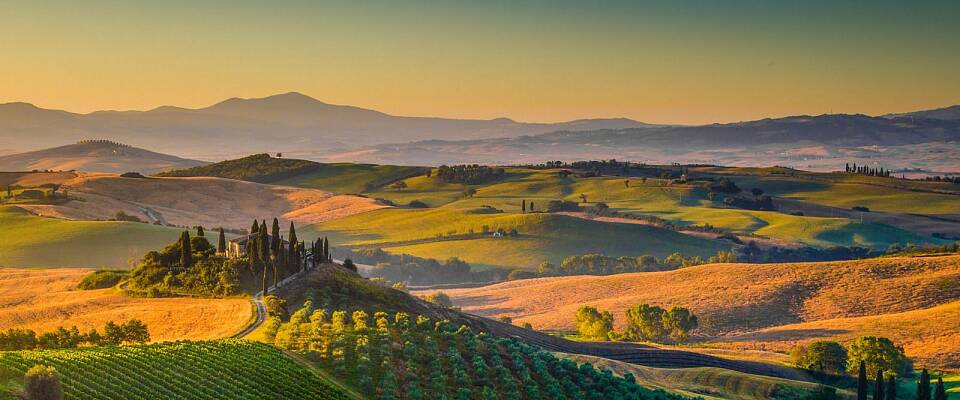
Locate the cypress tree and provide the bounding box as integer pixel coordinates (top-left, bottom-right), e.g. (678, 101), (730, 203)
(180, 231), (192, 269)
(288, 222), (298, 270)
(250, 220), (259, 235)
(887, 375), (897, 400)
(934, 376), (946, 400)
(271, 218), (281, 259)
(521, 199), (526, 213)
(259, 221), (269, 264)
(217, 228), (226, 254)
(196, 225), (204, 237)
(324, 237), (330, 261)
(874, 370), (885, 400)
(858, 361), (868, 400)
(917, 369), (931, 400)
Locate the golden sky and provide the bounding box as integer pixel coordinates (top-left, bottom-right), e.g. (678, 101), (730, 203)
(1, 1), (958, 124)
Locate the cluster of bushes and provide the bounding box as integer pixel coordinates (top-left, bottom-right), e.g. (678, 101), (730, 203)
(534, 251), (737, 277)
(575, 304), (698, 344)
(434, 165), (505, 184)
(110, 211), (144, 222)
(0, 320), (149, 351)
(77, 270), (127, 290)
(269, 302), (684, 400)
(736, 243), (876, 263)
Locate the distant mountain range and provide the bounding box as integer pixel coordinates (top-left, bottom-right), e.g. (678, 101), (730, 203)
(0, 92), (650, 159)
(0, 140), (205, 174)
(0, 92), (957, 172)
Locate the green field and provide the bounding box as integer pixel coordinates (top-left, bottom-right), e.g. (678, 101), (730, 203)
(0, 340), (355, 400)
(303, 167), (949, 270)
(0, 206), (182, 268)
(271, 163), (426, 194)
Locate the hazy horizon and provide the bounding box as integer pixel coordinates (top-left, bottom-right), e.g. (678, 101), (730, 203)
(3, 1), (959, 125)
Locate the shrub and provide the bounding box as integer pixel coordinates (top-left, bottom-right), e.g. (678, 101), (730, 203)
(24, 365), (63, 400)
(77, 271), (127, 290)
(421, 292), (453, 308)
(845, 336), (909, 377)
(791, 341), (847, 374)
(506, 270), (536, 281)
(407, 200), (429, 208)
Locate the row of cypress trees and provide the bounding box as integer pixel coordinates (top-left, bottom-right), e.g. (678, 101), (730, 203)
(855, 361), (948, 400)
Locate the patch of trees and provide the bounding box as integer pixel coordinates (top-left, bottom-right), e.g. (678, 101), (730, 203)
(110, 211), (144, 222)
(575, 304), (698, 344)
(269, 303), (683, 400)
(705, 177), (742, 194)
(845, 163), (892, 177)
(156, 153), (320, 182)
(788, 336), (949, 400)
(128, 219), (318, 297)
(77, 270), (127, 290)
(0, 320), (149, 351)
(922, 175), (960, 184)
(119, 172), (147, 178)
(546, 200), (582, 212)
(435, 164), (505, 184)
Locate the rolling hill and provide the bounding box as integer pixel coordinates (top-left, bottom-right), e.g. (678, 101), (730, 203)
(0, 140), (205, 174)
(427, 255), (960, 367)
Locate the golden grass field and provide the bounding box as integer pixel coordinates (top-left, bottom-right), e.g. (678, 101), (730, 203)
(0, 268), (253, 341)
(430, 255), (960, 368)
(16, 173), (384, 230)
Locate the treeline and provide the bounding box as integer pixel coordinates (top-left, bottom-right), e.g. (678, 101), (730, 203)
(0, 320), (149, 351)
(434, 164), (505, 184)
(576, 304), (698, 344)
(736, 243), (877, 263)
(845, 163), (892, 177)
(269, 303), (684, 400)
(921, 175), (960, 184)
(534, 251), (737, 277)
(332, 247), (505, 285)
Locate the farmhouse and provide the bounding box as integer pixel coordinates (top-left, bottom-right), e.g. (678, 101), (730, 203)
(225, 233), (289, 258)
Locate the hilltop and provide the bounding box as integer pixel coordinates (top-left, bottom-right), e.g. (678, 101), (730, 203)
(156, 153), (427, 193)
(0, 140), (205, 174)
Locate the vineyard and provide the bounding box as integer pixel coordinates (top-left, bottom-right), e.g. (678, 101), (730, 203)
(271, 301), (686, 400)
(0, 340), (353, 400)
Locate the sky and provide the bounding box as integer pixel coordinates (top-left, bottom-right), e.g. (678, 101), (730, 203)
(1, 0), (958, 125)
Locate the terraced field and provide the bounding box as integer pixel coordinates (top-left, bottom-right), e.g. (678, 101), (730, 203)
(0, 340), (357, 400)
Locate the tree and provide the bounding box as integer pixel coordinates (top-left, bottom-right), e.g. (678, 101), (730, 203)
(288, 222), (298, 270)
(122, 319), (150, 343)
(250, 220), (259, 235)
(343, 259), (357, 272)
(934, 376), (947, 400)
(102, 321), (125, 346)
(846, 336), (910, 377)
(874, 369), (885, 400)
(271, 218), (281, 259)
(917, 369), (931, 400)
(537, 261), (556, 276)
(217, 228), (226, 254)
(258, 220), (269, 266)
(575, 306), (613, 341)
(661, 306), (698, 343)
(392, 181), (407, 191)
(624, 304), (666, 342)
(791, 341), (847, 374)
(887, 376), (897, 400)
(522, 199), (526, 213)
(24, 365), (63, 400)
(857, 361), (868, 400)
(196, 225), (204, 237)
(463, 187), (477, 198)
(179, 231), (193, 269)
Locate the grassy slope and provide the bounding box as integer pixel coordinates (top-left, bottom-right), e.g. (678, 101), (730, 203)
(272, 163), (425, 194)
(432, 255), (960, 368)
(712, 300), (960, 370)
(0, 340), (356, 400)
(0, 206), (182, 268)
